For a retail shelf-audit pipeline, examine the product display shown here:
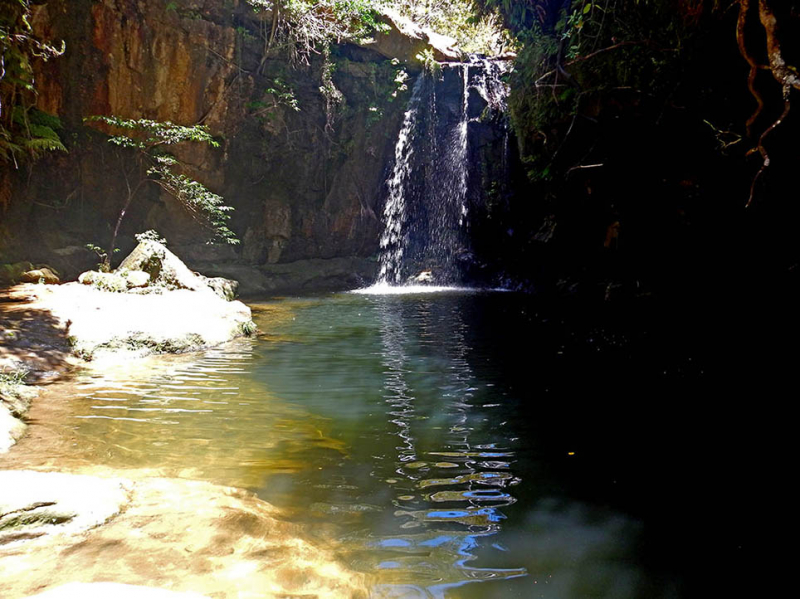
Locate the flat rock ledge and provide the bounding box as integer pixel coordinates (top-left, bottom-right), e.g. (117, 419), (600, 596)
(0, 470), (366, 599)
(48, 283), (253, 361)
(0, 278), (253, 453)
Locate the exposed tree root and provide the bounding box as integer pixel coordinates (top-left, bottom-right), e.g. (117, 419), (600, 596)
(738, 0), (797, 206)
(758, 0), (800, 92)
(747, 87), (790, 207)
(736, 0), (768, 137)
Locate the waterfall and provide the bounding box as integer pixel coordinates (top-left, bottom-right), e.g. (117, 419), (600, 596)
(373, 57), (509, 289)
(377, 76), (426, 285)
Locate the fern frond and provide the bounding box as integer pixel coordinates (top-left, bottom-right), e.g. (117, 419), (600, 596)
(24, 136), (67, 154)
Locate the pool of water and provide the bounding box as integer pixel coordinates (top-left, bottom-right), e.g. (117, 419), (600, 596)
(8, 290), (755, 598)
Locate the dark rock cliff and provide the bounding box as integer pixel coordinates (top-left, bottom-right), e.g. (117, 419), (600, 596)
(1, 0), (452, 293)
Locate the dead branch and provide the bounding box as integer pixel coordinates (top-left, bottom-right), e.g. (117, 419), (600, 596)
(567, 163), (604, 173)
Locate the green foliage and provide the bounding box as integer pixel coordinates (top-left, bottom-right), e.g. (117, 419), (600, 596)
(246, 1), (505, 57)
(247, 0), (388, 60)
(88, 116), (220, 149)
(135, 229), (167, 245)
(0, 0), (65, 167)
(238, 320), (258, 337)
(86, 116), (238, 251)
(416, 48), (441, 78)
(85, 243), (119, 272)
(0, 366), (28, 388)
(485, 0), (721, 177)
(266, 78), (300, 111)
(148, 166), (237, 245)
(390, 0), (508, 55)
(247, 78), (300, 121)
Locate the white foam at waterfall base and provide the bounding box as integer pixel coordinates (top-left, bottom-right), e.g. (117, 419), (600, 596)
(351, 283), (514, 295)
(351, 283), (476, 296)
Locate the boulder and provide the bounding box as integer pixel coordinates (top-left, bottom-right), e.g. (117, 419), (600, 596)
(119, 269), (151, 288)
(411, 270), (434, 283)
(117, 241), (235, 300)
(118, 240), (199, 291)
(0, 261), (34, 285)
(361, 9), (462, 66)
(20, 267), (60, 285)
(78, 270), (128, 293)
(198, 275), (238, 301)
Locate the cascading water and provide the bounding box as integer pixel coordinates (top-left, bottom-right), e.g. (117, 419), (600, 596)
(372, 57), (509, 290)
(377, 76), (426, 286)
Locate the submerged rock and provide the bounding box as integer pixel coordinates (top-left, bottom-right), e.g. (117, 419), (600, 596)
(27, 583), (208, 599)
(0, 472), (366, 599)
(0, 470), (129, 544)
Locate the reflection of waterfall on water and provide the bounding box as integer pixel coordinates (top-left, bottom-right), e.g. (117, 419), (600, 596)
(371, 297), (526, 597)
(375, 58), (509, 288)
(376, 299), (419, 467)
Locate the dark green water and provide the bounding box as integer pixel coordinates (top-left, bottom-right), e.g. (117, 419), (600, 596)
(24, 290), (737, 598)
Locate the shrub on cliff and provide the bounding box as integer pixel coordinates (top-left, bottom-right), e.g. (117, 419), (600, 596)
(0, 0), (65, 170)
(85, 117), (238, 270)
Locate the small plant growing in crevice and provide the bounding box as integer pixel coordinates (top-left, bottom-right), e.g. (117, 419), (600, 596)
(135, 229), (167, 245)
(238, 320), (257, 337)
(319, 44), (344, 132)
(416, 49), (442, 79)
(0, 366), (29, 388)
(85, 243), (119, 272)
(247, 78), (301, 123)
